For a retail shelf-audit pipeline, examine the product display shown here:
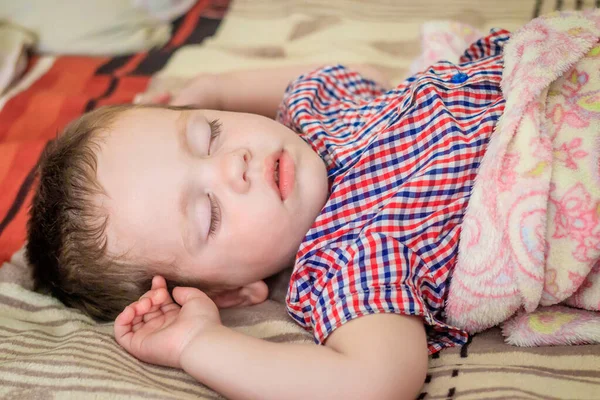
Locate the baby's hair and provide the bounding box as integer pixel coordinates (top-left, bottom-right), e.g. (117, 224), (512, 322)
(26, 103), (199, 320)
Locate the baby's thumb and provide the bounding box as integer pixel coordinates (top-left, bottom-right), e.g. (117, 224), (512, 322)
(172, 286), (210, 306)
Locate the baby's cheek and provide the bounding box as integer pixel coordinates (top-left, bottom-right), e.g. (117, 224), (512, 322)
(240, 210), (294, 253)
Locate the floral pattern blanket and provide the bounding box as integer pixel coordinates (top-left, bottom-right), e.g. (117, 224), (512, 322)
(446, 10), (600, 346)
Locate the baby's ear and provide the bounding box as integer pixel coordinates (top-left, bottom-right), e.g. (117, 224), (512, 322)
(209, 280), (269, 309)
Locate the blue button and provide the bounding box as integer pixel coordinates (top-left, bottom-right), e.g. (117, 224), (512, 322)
(451, 72), (468, 84)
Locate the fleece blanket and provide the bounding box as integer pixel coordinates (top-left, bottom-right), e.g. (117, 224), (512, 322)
(447, 10), (600, 346)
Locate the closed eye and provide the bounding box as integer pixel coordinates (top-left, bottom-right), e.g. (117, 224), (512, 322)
(208, 193), (221, 238)
(208, 119), (222, 155)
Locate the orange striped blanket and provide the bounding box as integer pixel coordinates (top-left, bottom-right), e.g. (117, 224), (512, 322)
(0, 0), (229, 264)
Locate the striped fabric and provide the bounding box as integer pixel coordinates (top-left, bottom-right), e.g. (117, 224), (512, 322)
(2, 250), (600, 399)
(279, 30), (508, 354)
(2, 0), (600, 399)
(0, 279), (311, 400)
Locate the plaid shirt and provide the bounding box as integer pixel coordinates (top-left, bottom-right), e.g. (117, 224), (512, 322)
(276, 29), (510, 354)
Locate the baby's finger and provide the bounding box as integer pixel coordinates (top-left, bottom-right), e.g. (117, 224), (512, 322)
(152, 287), (173, 304)
(141, 287), (172, 306)
(115, 305), (135, 327)
(151, 276), (168, 291)
(140, 284), (169, 306)
(133, 289), (172, 323)
(133, 93), (151, 104)
(133, 297), (153, 315)
(172, 286), (210, 306)
(133, 92), (171, 105)
(114, 306), (135, 344)
(140, 288), (162, 304)
(128, 298), (152, 327)
(153, 92), (171, 104)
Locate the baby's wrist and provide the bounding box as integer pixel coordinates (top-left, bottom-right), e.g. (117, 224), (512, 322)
(178, 323), (229, 371)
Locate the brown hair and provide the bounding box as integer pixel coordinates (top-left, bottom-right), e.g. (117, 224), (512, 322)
(26, 104), (191, 321)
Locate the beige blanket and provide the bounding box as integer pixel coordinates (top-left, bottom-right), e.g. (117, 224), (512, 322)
(4, 0), (600, 399)
(144, 0), (535, 93)
(3, 247), (600, 400)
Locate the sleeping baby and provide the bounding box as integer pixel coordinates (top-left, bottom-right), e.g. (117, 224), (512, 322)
(25, 13), (600, 399)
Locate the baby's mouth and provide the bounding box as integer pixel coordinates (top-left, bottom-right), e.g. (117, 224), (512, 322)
(265, 149), (294, 201)
(274, 160), (280, 188)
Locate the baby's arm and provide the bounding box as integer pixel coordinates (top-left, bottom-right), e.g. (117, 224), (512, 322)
(115, 277), (427, 400)
(184, 311), (428, 400)
(162, 64), (390, 118)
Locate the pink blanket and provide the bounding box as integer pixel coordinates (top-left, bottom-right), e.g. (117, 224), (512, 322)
(445, 10), (600, 346)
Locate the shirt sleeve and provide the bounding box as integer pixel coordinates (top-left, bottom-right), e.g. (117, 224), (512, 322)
(290, 231), (468, 355)
(275, 65), (389, 171)
(459, 28), (511, 64)
(276, 64), (387, 135)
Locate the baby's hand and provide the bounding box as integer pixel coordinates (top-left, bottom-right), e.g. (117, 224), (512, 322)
(133, 91), (172, 105)
(169, 74), (221, 108)
(134, 74), (221, 109)
(114, 276), (221, 369)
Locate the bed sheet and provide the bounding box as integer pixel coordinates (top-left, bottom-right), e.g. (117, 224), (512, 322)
(2, 1), (600, 399)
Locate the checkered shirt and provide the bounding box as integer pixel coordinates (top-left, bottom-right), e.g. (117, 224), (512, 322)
(276, 29), (510, 354)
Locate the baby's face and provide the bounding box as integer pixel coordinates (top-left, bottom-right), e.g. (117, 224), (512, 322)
(95, 108), (328, 289)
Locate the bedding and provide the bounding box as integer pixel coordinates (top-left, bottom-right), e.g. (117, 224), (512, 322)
(0, 23), (34, 95)
(2, 1), (600, 399)
(2, 243), (600, 399)
(447, 10), (600, 346)
(0, 0), (196, 56)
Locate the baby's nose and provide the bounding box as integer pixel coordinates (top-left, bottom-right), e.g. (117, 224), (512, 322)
(222, 148), (251, 194)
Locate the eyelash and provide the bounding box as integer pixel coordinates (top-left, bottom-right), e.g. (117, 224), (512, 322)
(207, 118), (222, 238)
(207, 119), (222, 155)
(208, 193), (221, 238)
